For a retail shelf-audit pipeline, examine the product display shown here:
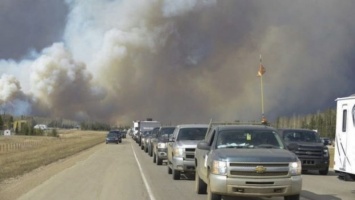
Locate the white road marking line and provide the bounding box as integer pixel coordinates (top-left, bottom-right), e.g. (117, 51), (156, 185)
(131, 141), (156, 200)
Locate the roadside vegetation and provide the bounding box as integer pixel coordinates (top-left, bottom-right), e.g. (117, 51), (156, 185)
(0, 130), (106, 183)
(272, 108), (336, 139)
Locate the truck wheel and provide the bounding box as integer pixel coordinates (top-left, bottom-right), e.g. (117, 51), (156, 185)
(153, 153), (156, 163)
(172, 169), (181, 180)
(207, 181), (221, 200)
(156, 156), (162, 165)
(195, 171), (207, 194)
(144, 146), (148, 153)
(141, 145), (144, 150)
(284, 194), (300, 200)
(319, 168), (329, 175)
(168, 166), (172, 174)
(149, 146), (153, 157)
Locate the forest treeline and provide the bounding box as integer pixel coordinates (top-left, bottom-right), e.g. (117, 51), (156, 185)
(272, 108), (336, 139)
(1, 107), (337, 139)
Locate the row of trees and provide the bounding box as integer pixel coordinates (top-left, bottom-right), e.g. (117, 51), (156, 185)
(1, 107), (339, 138)
(272, 108), (336, 139)
(0, 115), (13, 130)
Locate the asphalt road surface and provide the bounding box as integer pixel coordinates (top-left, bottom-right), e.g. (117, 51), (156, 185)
(4, 137), (355, 200)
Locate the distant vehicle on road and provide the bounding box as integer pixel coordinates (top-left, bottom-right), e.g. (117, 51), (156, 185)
(167, 124), (208, 180)
(120, 130), (127, 138)
(140, 130), (152, 150)
(147, 127), (160, 156)
(106, 130), (122, 144)
(133, 120), (161, 144)
(152, 126), (176, 165)
(320, 137), (331, 146)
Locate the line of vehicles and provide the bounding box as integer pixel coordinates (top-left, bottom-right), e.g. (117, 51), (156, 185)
(106, 93), (355, 200)
(126, 118), (335, 200)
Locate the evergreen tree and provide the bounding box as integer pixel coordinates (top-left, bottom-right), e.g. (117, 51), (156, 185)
(0, 115), (3, 130)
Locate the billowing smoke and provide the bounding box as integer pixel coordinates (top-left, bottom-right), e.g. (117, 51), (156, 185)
(1, 0), (355, 125)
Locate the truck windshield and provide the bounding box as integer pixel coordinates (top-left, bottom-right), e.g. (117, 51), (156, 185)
(216, 130), (283, 149)
(283, 130), (321, 143)
(177, 128), (208, 141)
(159, 127), (175, 139)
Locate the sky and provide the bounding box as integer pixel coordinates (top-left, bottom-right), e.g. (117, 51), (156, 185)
(0, 0), (355, 125)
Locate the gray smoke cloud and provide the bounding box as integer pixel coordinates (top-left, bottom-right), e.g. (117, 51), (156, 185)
(1, 0), (355, 125)
(0, 0), (67, 59)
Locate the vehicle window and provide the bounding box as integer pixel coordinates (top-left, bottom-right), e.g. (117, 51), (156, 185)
(207, 130), (216, 146)
(108, 132), (117, 137)
(159, 127), (175, 139)
(216, 130), (283, 149)
(143, 131), (152, 135)
(283, 130), (320, 143)
(177, 128), (207, 141)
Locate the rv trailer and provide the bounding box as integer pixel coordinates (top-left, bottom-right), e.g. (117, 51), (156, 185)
(334, 94), (355, 181)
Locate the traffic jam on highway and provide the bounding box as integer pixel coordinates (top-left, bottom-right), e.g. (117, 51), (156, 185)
(108, 115), (354, 200)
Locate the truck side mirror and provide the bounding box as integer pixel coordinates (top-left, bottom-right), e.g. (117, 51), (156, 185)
(197, 141), (210, 150)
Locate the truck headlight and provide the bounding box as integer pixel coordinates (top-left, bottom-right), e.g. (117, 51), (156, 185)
(323, 148), (329, 157)
(157, 143), (166, 148)
(289, 160), (302, 176)
(173, 148), (184, 157)
(211, 160), (227, 175)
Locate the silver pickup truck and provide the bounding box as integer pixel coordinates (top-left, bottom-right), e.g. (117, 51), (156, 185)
(152, 126), (176, 165)
(195, 124), (302, 200)
(167, 124), (208, 180)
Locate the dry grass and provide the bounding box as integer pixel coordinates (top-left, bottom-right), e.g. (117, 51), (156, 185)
(0, 130), (106, 183)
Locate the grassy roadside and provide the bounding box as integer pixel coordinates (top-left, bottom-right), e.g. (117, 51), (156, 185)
(0, 130), (106, 183)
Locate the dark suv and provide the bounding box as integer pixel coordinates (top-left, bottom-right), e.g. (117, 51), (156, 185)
(106, 130), (122, 144)
(278, 129), (329, 175)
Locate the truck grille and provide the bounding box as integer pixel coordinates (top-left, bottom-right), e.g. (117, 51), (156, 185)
(229, 163), (289, 177)
(184, 148), (195, 160)
(295, 145), (323, 158)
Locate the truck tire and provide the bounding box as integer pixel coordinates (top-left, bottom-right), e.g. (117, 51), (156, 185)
(284, 194), (300, 200)
(156, 156), (162, 165)
(195, 171), (207, 194)
(207, 181), (221, 200)
(172, 169), (181, 180)
(319, 168), (329, 175)
(168, 166), (172, 174)
(153, 153), (156, 163)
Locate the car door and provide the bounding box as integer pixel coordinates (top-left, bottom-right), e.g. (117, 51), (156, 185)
(168, 127), (179, 162)
(196, 129), (216, 181)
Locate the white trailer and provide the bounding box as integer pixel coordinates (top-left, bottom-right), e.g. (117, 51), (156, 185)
(334, 94), (355, 180)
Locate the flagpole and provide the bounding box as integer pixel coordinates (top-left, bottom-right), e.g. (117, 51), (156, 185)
(260, 72), (264, 115)
(259, 54), (267, 125)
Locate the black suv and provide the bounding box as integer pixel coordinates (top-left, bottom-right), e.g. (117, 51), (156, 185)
(278, 129), (329, 175)
(106, 130), (122, 144)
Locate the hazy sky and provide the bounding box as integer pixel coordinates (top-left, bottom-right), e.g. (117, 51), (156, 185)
(1, 0), (355, 125)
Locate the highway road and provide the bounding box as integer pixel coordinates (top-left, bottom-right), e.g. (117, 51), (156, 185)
(12, 137), (355, 200)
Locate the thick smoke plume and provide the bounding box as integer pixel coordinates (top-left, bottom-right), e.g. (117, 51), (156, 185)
(1, 0), (355, 125)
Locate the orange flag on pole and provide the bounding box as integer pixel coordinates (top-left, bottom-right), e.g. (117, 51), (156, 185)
(257, 64), (266, 77)
(257, 55), (266, 77)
